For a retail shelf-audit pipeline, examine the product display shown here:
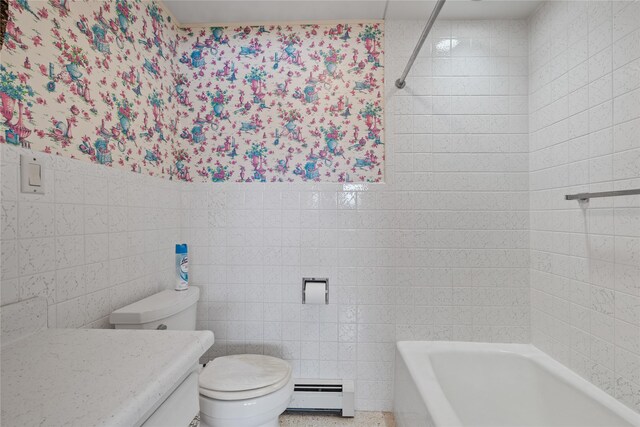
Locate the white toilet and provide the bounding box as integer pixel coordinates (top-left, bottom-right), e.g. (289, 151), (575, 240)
(110, 287), (294, 427)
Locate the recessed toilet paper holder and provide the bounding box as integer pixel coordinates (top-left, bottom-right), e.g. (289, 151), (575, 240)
(302, 278), (329, 304)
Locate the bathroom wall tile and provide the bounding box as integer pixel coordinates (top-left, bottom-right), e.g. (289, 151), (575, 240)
(56, 266), (86, 303)
(1, 201), (18, 241)
(613, 1), (640, 41)
(54, 171), (84, 205)
(108, 206), (128, 233)
(18, 237), (55, 277)
(56, 296), (87, 329)
(1, 238), (18, 281)
(18, 202), (55, 239)
(613, 58), (640, 98)
(614, 27), (640, 68)
(1, 163), (18, 202)
(1, 145), (183, 332)
(530, 0), (640, 413)
(46, 304), (56, 329)
(0, 278), (20, 306)
(19, 271), (56, 305)
(83, 175), (109, 207)
(84, 234), (109, 265)
(55, 204), (84, 236)
(0, 297), (47, 344)
(56, 235), (85, 269)
(85, 289), (112, 324)
(107, 179), (127, 207)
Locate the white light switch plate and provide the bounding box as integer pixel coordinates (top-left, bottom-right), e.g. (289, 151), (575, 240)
(20, 154), (45, 195)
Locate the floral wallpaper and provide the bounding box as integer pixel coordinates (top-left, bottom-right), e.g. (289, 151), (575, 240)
(1, 0), (183, 178)
(1, 0), (385, 183)
(177, 23), (384, 182)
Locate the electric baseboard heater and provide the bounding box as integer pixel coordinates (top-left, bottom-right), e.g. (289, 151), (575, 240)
(286, 379), (355, 417)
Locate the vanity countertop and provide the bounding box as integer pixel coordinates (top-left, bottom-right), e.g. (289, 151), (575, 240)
(1, 328), (214, 427)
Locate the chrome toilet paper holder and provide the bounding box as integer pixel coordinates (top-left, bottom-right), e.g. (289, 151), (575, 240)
(302, 278), (329, 304)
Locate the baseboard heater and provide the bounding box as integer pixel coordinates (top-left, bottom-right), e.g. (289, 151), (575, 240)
(286, 379), (354, 417)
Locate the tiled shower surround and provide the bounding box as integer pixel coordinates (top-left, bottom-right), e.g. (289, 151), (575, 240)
(529, 0), (640, 412)
(1, 0), (639, 415)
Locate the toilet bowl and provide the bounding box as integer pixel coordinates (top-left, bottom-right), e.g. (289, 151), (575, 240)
(109, 287), (294, 427)
(198, 354), (294, 427)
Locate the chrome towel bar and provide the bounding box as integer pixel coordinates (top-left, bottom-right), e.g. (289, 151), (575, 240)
(565, 189), (640, 201)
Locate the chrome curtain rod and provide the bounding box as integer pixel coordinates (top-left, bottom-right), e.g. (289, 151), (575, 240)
(395, 0), (447, 89)
(565, 189), (640, 201)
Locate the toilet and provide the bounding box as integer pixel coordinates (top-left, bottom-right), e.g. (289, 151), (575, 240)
(109, 287), (294, 427)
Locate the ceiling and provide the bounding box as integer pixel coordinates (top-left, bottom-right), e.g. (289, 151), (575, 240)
(163, 0), (543, 26)
(386, 0), (542, 20)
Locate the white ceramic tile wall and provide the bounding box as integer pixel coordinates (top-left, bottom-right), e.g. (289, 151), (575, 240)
(0, 144), (184, 329)
(529, 0), (640, 412)
(183, 19), (530, 411)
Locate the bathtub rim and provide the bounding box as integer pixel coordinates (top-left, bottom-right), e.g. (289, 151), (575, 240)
(395, 341), (640, 427)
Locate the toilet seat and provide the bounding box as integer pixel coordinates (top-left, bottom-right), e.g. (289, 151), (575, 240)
(199, 354), (292, 400)
(199, 376), (295, 427)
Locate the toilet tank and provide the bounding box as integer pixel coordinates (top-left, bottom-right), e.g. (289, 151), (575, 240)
(110, 287), (200, 330)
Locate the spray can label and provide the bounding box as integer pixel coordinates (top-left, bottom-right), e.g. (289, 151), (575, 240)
(179, 256), (189, 281)
(175, 242), (189, 291)
(176, 254), (189, 290)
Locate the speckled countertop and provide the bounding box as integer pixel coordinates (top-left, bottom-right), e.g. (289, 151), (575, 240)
(1, 328), (214, 427)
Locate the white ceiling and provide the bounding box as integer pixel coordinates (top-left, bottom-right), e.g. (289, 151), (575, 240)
(163, 0), (543, 26)
(387, 0), (542, 20)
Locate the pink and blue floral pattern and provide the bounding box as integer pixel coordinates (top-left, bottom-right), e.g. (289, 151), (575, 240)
(1, 0), (183, 178)
(1, 0), (384, 183)
(178, 23), (384, 182)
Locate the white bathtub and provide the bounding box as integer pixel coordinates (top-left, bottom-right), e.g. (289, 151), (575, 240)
(394, 341), (640, 427)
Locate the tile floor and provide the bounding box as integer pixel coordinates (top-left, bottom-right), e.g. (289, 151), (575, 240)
(280, 411), (395, 426)
(190, 412), (396, 426)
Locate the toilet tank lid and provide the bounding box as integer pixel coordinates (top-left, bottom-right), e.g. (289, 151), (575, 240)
(110, 287), (200, 325)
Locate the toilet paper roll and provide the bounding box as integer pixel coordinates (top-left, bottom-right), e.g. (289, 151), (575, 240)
(304, 281), (327, 304)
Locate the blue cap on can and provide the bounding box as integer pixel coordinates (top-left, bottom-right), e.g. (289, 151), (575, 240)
(175, 244), (188, 254)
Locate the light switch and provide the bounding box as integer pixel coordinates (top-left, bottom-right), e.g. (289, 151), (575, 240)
(20, 154), (45, 194)
(28, 163), (42, 186)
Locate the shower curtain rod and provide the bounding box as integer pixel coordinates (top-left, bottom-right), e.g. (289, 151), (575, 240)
(395, 0), (447, 89)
